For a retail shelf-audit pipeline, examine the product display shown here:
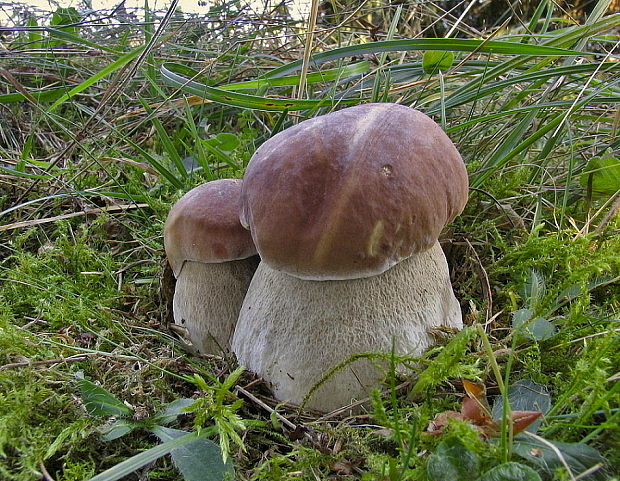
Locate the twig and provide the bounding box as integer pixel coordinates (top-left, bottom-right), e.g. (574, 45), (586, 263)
(444, 0), (478, 38)
(235, 385), (298, 431)
(0, 203), (149, 232)
(39, 462), (55, 481)
(21, 317), (48, 330)
(574, 463), (604, 481)
(522, 431), (576, 481)
(0, 354), (93, 370)
(465, 238), (493, 323)
(594, 191), (620, 234)
(297, 0), (320, 100)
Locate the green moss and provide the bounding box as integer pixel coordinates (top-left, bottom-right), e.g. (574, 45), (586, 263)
(493, 231), (620, 313)
(0, 364), (95, 480)
(0, 218), (171, 480)
(1, 221), (119, 332)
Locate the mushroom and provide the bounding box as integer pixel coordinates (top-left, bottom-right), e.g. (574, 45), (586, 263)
(231, 103), (468, 412)
(164, 179), (258, 354)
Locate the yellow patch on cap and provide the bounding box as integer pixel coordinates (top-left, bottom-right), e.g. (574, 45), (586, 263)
(367, 220), (384, 257)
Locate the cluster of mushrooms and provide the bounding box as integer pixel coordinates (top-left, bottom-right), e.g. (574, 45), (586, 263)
(164, 103), (469, 413)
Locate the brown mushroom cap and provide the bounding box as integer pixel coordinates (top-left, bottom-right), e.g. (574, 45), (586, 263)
(164, 179), (257, 277)
(240, 103), (468, 280)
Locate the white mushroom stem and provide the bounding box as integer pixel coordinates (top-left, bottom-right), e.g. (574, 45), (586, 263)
(231, 242), (462, 413)
(173, 257), (258, 354)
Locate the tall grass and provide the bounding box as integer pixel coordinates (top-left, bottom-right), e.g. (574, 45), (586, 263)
(0, 0), (618, 480)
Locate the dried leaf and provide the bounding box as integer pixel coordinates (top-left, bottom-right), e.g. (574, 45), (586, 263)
(463, 380), (486, 400)
(462, 380), (493, 419)
(331, 459), (358, 475)
(511, 411), (543, 435)
(427, 411), (465, 435)
(426, 380), (543, 440)
(461, 397), (493, 425)
(286, 425), (306, 441)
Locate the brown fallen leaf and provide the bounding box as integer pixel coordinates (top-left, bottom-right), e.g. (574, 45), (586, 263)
(331, 458), (360, 475)
(511, 410), (543, 435)
(426, 380), (542, 439)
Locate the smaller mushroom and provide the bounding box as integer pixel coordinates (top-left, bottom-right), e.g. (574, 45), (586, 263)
(164, 179), (258, 354)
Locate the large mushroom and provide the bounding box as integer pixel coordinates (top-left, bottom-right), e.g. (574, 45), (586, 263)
(231, 103), (468, 412)
(164, 179), (258, 354)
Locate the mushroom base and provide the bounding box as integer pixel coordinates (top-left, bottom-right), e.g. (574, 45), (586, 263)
(173, 256), (259, 354)
(231, 242), (462, 413)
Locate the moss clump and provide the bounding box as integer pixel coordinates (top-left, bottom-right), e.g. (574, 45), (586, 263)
(0, 349), (95, 480)
(0, 220), (140, 480)
(1, 222), (120, 332)
(493, 231), (619, 312)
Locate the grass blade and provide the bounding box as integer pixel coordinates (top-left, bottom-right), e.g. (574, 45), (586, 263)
(160, 63), (362, 111)
(220, 61), (370, 90)
(47, 44), (146, 113)
(264, 38), (584, 78)
(87, 430), (213, 481)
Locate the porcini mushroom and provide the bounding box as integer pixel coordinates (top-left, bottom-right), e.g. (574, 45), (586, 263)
(164, 179), (258, 354)
(231, 103), (468, 412)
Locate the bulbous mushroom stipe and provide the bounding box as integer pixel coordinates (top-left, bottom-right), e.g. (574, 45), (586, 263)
(232, 103), (469, 412)
(164, 179), (258, 354)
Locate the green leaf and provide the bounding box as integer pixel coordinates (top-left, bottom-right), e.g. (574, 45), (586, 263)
(527, 318), (556, 341)
(87, 430), (214, 481)
(205, 133), (240, 152)
(472, 109), (539, 189)
(491, 380), (550, 433)
(0, 165), (53, 179)
(551, 275), (620, 313)
(0, 86), (72, 104)
(77, 376), (133, 418)
(436, 61), (620, 117)
(222, 61), (370, 90)
(155, 398), (196, 425)
(427, 438), (481, 481)
(476, 462), (541, 481)
(137, 95), (187, 179)
(123, 140), (185, 189)
(521, 270), (546, 309)
(512, 309), (534, 327)
(513, 436), (608, 480)
(51, 7), (80, 29)
(151, 426), (234, 481)
(423, 50), (455, 74)
(100, 419), (138, 442)
(48, 7), (82, 48)
(512, 312), (556, 341)
(46, 27), (122, 54)
(580, 152), (620, 198)
(26, 17), (43, 49)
